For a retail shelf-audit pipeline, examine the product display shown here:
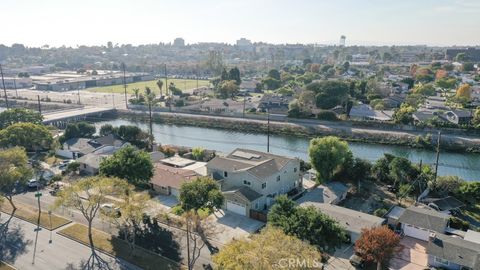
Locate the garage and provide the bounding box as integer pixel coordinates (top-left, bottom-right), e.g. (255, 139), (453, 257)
(403, 224), (430, 241)
(226, 200), (247, 216)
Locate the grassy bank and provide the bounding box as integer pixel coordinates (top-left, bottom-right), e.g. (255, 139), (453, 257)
(117, 111), (480, 153)
(0, 202), (71, 230)
(58, 223), (180, 270)
(88, 79), (210, 94)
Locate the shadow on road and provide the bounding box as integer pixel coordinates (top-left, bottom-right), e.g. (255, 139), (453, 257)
(0, 210), (32, 265)
(117, 215), (182, 263)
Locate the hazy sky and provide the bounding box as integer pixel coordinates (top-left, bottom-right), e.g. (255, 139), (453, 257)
(3, 0), (480, 47)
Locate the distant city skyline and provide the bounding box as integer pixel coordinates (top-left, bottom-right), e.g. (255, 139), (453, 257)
(2, 0), (480, 47)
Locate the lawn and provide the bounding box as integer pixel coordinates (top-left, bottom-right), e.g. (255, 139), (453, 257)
(0, 262), (15, 270)
(87, 79), (210, 95)
(58, 223), (181, 270)
(0, 201), (71, 230)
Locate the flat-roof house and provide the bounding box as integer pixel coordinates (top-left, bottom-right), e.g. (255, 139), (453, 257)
(397, 206), (450, 241)
(298, 203), (385, 243)
(207, 148), (301, 217)
(427, 233), (480, 270)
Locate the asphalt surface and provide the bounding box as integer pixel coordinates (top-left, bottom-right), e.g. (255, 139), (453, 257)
(0, 214), (140, 270)
(13, 190), (213, 269)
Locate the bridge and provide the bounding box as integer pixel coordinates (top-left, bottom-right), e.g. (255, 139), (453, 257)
(42, 106), (116, 126)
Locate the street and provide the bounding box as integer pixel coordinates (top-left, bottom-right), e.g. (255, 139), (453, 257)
(0, 214), (140, 270)
(12, 190), (213, 269)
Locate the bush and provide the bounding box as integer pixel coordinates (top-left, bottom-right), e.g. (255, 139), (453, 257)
(160, 146), (175, 157)
(374, 208), (388, 217)
(171, 205), (184, 216)
(51, 175), (63, 182)
(449, 217), (470, 231)
(316, 110), (338, 121)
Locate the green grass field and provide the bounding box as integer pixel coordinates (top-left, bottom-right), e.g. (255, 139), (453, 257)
(87, 79), (210, 95)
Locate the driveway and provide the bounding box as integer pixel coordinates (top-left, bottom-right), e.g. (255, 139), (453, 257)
(325, 244), (356, 270)
(206, 210), (264, 245)
(390, 237), (428, 270)
(149, 195), (179, 213)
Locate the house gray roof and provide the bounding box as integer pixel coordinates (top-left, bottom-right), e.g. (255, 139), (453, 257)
(91, 134), (126, 148)
(208, 148), (295, 180)
(63, 138), (99, 154)
(422, 196), (465, 212)
(449, 109), (473, 118)
(427, 233), (480, 269)
(299, 203), (385, 235)
(223, 186), (262, 202)
(77, 153), (105, 169)
(398, 206), (449, 232)
(296, 181), (349, 204)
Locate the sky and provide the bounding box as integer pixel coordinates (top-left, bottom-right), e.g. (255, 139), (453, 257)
(2, 0), (480, 47)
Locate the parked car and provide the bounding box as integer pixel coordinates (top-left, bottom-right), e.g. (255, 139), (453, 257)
(349, 254), (365, 268)
(27, 179), (40, 189)
(100, 203), (121, 217)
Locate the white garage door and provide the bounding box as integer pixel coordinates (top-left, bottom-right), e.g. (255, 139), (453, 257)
(226, 201), (246, 216)
(403, 224), (430, 241)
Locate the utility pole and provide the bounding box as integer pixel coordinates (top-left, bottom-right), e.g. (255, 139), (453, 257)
(267, 109), (270, 153)
(243, 95), (246, 118)
(122, 62), (128, 109)
(164, 64), (168, 95)
(433, 131), (442, 185)
(77, 88), (81, 105)
(37, 95), (41, 114)
(186, 217), (191, 270)
(13, 78), (18, 99)
(0, 64), (9, 109)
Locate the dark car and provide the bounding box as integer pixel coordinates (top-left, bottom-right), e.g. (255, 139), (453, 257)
(349, 254), (365, 268)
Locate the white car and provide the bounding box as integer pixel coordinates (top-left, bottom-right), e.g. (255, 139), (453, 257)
(100, 203), (121, 217)
(27, 179), (40, 188)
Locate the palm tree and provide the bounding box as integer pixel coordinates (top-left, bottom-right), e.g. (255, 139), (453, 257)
(144, 87), (157, 150)
(132, 88), (140, 100)
(156, 79), (164, 97)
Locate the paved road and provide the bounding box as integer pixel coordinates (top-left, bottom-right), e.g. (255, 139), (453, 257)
(0, 214), (140, 270)
(13, 190), (213, 269)
(42, 106), (115, 123)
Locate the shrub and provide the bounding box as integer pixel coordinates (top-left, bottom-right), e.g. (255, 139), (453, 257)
(374, 208), (388, 217)
(316, 110), (338, 121)
(449, 217), (470, 231)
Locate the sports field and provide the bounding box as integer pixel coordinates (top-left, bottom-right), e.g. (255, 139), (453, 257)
(87, 78), (210, 94)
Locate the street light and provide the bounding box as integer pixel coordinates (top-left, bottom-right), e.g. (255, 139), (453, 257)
(48, 210), (52, 243)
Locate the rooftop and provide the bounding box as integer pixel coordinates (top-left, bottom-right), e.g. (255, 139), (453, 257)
(296, 181), (349, 204)
(151, 163), (198, 189)
(427, 233), (480, 269)
(160, 156), (196, 168)
(398, 206), (449, 232)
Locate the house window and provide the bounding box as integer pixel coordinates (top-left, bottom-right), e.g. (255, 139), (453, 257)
(243, 180), (251, 186)
(294, 167), (297, 173)
(434, 257), (449, 266)
(262, 182), (267, 189)
(223, 171), (228, 177)
(276, 176), (280, 182)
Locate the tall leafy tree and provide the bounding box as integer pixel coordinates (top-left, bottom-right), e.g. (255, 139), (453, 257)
(228, 67), (241, 85)
(308, 136), (352, 182)
(355, 226), (401, 270)
(213, 226), (322, 270)
(60, 122), (96, 143)
(0, 123), (54, 152)
(156, 79), (164, 97)
(0, 147), (32, 210)
(0, 108), (43, 129)
(99, 145), (153, 186)
(268, 196), (347, 252)
(54, 176), (129, 269)
(306, 80), (350, 109)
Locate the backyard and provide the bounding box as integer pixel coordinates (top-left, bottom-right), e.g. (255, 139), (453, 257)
(87, 79), (210, 95)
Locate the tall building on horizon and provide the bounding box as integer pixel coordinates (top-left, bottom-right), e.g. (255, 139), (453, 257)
(173, 37), (185, 47)
(340, 35), (346, 47)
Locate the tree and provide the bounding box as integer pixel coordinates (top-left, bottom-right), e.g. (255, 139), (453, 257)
(269, 196), (347, 252)
(463, 62), (475, 72)
(268, 69), (281, 80)
(455, 182), (480, 205)
(156, 79), (164, 97)
(0, 108), (43, 129)
(372, 154), (396, 184)
(308, 136), (352, 182)
(355, 226), (401, 270)
(217, 80), (239, 99)
(60, 122), (96, 143)
(455, 52), (468, 62)
(168, 82), (182, 96)
(99, 124), (114, 136)
(413, 84), (436, 96)
(430, 176), (464, 196)
(228, 67), (241, 85)
(388, 157), (417, 187)
(0, 123), (54, 152)
(436, 78), (457, 89)
(213, 226), (323, 270)
(456, 84), (471, 99)
(114, 125), (150, 149)
(112, 188), (150, 255)
(191, 147), (205, 161)
(99, 145), (154, 186)
(0, 147), (32, 210)
(262, 77), (281, 90)
(393, 104), (415, 125)
(306, 80), (349, 109)
(179, 177), (224, 269)
(54, 176), (129, 269)
(144, 87), (156, 149)
(472, 107), (480, 127)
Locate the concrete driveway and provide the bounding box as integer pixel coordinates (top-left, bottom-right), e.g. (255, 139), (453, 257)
(390, 237), (428, 270)
(325, 244), (356, 270)
(150, 195), (179, 212)
(206, 210), (264, 245)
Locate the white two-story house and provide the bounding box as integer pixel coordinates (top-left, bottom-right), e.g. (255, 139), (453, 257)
(207, 148), (301, 217)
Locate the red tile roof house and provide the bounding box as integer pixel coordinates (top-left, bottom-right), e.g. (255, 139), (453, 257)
(150, 163), (199, 197)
